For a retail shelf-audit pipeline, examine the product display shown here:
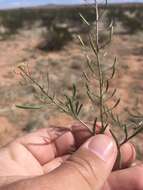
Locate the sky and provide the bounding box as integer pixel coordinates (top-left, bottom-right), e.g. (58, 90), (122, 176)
(0, 0), (143, 9)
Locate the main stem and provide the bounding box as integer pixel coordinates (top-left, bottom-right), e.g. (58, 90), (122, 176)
(95, 1), (104, 130)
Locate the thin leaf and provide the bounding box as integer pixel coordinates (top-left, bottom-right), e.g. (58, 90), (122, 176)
(77, 104), (83, 115)
(46, 72), (50, 93)
(68, 98), (76, 116)
(104, 89), (117, 102)
(110, 57), (117, 79)
(87, 90), (95, 103)
(127, 110), (143, 119)
(110, 89), (117, 98)
(109, 21), (114, 41)
(111, 98), (120, 110)
(77, 35), (85, 47)
(93, 117), (97, 134)
(123, 124), (128, 141)
(104, 80), (109, 93)
(85, 82), (90, 92)
(103, 123), (109, 132)
(16, 104), (43, 109)
(86, 55), (94, 73)
(72, 84), (77, 99)
(79, 13), (90, 26)
(120, 124), (143, 145)
(75, 101), (80, 114)
(82, 72), (90, 82)
(116, 115), (122, 128)
(88, 34), (97, 55)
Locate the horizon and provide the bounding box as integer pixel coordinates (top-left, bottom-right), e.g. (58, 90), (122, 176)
(0, 0), (143, 9)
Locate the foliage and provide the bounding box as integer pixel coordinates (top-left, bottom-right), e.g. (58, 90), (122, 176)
(0, 4), (143, 37)
(37, 23), (73, 51)
(107, 8), (143, 34)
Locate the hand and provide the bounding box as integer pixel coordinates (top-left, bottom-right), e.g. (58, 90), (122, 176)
(0, 125), (142, 190)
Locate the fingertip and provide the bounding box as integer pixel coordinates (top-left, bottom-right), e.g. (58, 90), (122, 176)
(55, 131), (75, 155)
(120, 142), (136, 169)
(71, 124), (92, 147)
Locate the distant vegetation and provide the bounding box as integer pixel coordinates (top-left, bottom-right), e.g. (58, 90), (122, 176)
(0, 3), (142, 37)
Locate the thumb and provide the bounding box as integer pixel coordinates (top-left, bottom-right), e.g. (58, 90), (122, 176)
(45, 134), (117, 190)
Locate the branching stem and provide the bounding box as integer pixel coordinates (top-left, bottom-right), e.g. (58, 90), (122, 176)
(95, 1), (104, 131)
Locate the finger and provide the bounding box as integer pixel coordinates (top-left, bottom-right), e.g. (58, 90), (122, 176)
(43, 155), (70, 173)
(103, 164), (143, 190)
(40, 134), (117, 190)
(23, 129), (75, 165)
(119, 143), (136, 169)
(71, 124), (92, 147)
(114, 142), (136, 170)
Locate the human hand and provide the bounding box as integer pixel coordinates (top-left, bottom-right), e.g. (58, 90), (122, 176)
(0, 125), (142, 190)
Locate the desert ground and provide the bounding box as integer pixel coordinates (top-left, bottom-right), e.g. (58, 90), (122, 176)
(0, 4), (143, 159)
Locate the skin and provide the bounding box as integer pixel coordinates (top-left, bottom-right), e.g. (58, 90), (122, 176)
(0, 125), (142, 190)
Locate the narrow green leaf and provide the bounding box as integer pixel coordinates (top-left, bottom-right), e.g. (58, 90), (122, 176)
(75, 101), (80, 114)
(110, 57), (117, 79)
(116, 115), (122, 128)
(105, 80), (109, 93)
(112, 98), (120, 109)
(93, 117), (97, 134)
(128, 111), (143, 119)
(16, 104), (43, 109)
(110, 25), (114, 40)
(79, 13), (90, 26)
(72, 84), (77, 99)
(89, 34), (97, 55)
(87, 90), (95, 103)
(103, 123), (109, 132)
(104, 89), (117, 102)
(82, 72), (90, 82)
(123, 124), (128, 140)
(68, 98), (76, 116)
(77, 35), (85, 47)
(86, 55), (94, 73)
(107, 98), (120, 112)
(77, 104), (83, 115)
(85, 82), (90, 92)
(110, 89), (117, 98)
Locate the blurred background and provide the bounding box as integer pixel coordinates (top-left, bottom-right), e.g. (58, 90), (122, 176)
(0, 0), (142, 159)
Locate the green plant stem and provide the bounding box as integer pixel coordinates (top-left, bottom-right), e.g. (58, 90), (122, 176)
(19, 67), (67, 113)
(110, 129), (122, 169)
(95, 1), (104, 131)
(120, 123), (143, 146)
(75, 116), (93, 133)
(19, 66), (94, 133)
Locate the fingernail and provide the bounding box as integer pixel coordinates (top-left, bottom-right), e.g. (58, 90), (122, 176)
(85, 135), (114, 161)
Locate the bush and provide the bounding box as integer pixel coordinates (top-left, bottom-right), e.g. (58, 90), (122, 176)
(38, 23), (73, 51)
